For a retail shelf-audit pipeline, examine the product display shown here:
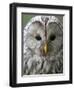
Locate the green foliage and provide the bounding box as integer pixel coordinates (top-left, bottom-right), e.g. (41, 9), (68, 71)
(22, 14), (35, 29)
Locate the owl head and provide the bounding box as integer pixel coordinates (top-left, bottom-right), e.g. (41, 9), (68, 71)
(24, 16), (63, 58)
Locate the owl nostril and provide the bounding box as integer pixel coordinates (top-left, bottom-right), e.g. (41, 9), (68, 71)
(35, 35), (42, 41)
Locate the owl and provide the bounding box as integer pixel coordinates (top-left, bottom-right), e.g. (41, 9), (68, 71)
(23, 15), (63, 75)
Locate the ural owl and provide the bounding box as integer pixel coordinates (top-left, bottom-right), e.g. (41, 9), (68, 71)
(22, 15), (63, 75)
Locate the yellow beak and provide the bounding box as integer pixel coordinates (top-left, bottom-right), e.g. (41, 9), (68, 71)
(43, 43), (48, 55)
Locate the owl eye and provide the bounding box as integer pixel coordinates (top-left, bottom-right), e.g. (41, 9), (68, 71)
(35, 35), (42, 41)
(50, 34), (56, 41)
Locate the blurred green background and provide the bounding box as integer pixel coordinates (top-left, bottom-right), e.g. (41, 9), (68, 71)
(22, 14), (35, 30)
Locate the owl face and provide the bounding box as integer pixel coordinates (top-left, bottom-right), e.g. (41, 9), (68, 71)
(25, 16), (63, 57)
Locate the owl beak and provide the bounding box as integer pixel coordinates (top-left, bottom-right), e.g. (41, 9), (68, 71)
(43, 42), (48, 55)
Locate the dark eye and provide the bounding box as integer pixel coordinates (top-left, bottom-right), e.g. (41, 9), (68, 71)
(50, 34), (56, 41)
(35, 35), (42, 41)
